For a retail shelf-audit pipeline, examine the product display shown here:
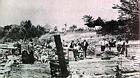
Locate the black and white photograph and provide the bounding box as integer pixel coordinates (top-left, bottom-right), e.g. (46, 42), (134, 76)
(0, 0), (140, 78)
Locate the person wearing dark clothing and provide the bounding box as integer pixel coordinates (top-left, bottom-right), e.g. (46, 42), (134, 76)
(109, 38), (116, 51)
(28, 50), (35, 64)
(116, 38), (123, 53)
(73, 49), (78, 61)
(81, 40), (89, 58)
(121, 42), (126, 54)
(76, 40), (82, 47)
(21, 50), (29, 64)
(70, 41), (75, 48)
(109, 38), (116, 47)
(69, 40), (75, 51)
(125, 39), (129, 57)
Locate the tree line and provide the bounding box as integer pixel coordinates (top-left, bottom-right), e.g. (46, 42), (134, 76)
(83, 16), (126, 34)
(83, 0), (139, 40)
(0, 20), (47, 42)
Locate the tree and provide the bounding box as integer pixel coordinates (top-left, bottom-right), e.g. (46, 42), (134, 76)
(82, 15), (95, 27)
(0, 26), (4, 39)
(2, 25), (12, 37)
(82, 15), (120, 35)
(20, 20), (32, 29)
(69, 25), (77, 31)
(113, 0), (139, 39)
(20, 20), (33, 39)
(3, 20), (47, 41)
(6, 24), (21, 40)
(36, 25), (46, 37)
(103, 20), (119, 34)
(94, 17), (105, 26)
(82, 16), (105, 28)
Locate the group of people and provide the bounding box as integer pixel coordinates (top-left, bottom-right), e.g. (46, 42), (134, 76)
(99, 38), (116, 52)
(66, 37), (129, 62)
(63, 37), (129, 61)
(99, 38), (129, 57)
(1, 37), (130, 77)
(67, 39), (89, 61)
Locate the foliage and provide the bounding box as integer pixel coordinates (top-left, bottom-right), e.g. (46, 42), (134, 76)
(3, 20), (46, 41)
(82, 16), (105, 28)
(83, 0), (139, 40)
(113, 0), (139, 39)
(82, 15), (95, 27)
(103, 20), (119, 34)
(69, 25), (77, 31)
(0, 27), (4, 39)
(94, 17), (105, 26)
(82, 16), (120, 34)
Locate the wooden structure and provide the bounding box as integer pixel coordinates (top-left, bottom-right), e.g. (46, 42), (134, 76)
(50, 35), (69, 78)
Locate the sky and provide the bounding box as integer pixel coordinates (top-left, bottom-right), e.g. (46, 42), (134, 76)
(0, 0), (120, 30)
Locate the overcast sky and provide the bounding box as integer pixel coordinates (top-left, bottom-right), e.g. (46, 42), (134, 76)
(0, 0), (120, 30)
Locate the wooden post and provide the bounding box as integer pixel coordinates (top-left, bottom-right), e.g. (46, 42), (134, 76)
(139, 0), (140, 39)
(54, 35), (69, 78)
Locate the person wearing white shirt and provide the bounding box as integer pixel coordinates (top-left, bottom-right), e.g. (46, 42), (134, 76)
(99, 38), (108, 52)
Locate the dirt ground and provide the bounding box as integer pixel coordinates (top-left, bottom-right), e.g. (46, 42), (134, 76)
(1, 32), (140, 78)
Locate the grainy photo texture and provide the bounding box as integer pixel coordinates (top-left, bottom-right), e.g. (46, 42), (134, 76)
(0, 0), (139, 78)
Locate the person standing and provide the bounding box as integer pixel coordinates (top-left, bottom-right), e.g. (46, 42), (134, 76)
(75, 43), (83, 59)
(21, 50), (29, 64)
(116, 38), (124, 54)
(27, 42), (35, 64)
(81, 40), (89, 58)
(109, 38), (116, 51)
(29, 50), (35, 64)
(100, 38), (108, 52)
(69, 40), (77, 61)
(73, 44), (79, 61)
(69, 40), (75, 49)
(124, 39), (129, 57)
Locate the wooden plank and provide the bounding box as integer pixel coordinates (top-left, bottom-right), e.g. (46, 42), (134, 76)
(54, 35), (69, 77)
